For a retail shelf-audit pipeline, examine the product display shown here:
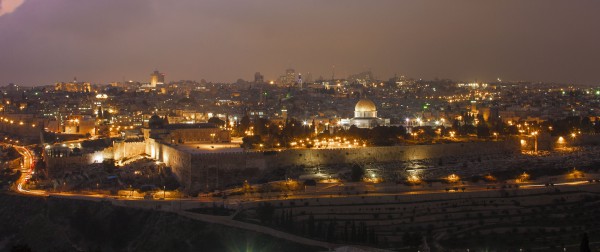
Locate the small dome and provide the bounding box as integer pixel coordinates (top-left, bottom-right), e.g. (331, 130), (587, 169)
(355, 99), (377, 112)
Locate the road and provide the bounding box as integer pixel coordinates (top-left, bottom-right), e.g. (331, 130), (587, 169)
(12, 145), (46, 196)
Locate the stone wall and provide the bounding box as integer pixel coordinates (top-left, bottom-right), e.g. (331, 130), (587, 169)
(152, 139), (520, 193)
(44, 137), (520, 192)
(45, 141), (147, 178)
(113, 141), (146, 161)
(189, 152), (264, 192)
(44, 151), (105, 178)
(146, 139), (192, 188)
(266, 140), (519, 167)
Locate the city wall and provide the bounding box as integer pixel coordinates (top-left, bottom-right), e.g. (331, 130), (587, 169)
(154, 140), (520, 193)
(146, 139), (192, 189)
(45, 137), (520, 192)
(265, 140), (519, 167)
(44, 150), (106, 177)
(112, 141), (146, 161)
(44, 141), (147, 178)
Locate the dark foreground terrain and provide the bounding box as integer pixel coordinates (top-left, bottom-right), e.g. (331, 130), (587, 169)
(0, 193), (320, 252)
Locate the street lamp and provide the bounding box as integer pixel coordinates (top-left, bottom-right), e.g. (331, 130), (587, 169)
(210, 133), (216, 143)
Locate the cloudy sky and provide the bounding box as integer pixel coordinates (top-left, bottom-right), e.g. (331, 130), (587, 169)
(0, 0), (599, 86)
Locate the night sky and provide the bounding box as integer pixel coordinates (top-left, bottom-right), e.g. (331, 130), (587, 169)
(1, 0), (599, 86)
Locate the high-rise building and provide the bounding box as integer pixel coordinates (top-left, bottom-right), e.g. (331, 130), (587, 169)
(150, 70), (165, 87)
(276, 68), (297, 86)
(254, 72), (264, 84)
(285, 68), (296, 85)
(297, 73), (303, 90)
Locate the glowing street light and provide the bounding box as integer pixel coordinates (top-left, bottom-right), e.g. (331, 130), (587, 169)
(407, 175), (421, 184)
(447, 174), (460, 183)
(517, 172), (530, 183)
(484, 173), (496, 182)
(568, 168), (584, 179)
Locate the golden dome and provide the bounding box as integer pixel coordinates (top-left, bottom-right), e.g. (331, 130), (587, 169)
(355, 99), (377, 112)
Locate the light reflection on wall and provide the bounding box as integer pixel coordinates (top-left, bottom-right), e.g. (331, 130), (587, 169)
(162, 151), (169, 164)
(92, 153), (104, 163)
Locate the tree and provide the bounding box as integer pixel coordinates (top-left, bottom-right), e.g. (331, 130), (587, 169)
(350, 164), (364, 182)
(307, 213), (316, 237)
(402, 232), (422, 248)
(476, 123), (491, 138)
(256, 203), (275, 224)
(240, 115), (250, 132)
(327, 220), (337, 242)
(580, 233), (591, 252)
(241, 135), (261, 149)
(103, 159), (116, 173)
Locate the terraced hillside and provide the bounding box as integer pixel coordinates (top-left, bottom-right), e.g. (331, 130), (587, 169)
(235, 185), (600, 251)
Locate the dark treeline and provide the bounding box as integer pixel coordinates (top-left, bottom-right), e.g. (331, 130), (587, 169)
(224, 114), (600, 149)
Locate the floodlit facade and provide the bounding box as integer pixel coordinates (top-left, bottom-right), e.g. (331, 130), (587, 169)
(340, 98), (390, 129)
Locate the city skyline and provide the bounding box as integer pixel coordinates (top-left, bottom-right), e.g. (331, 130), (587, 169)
(0, 0), (599, 86)
(3, 1), (600, 251)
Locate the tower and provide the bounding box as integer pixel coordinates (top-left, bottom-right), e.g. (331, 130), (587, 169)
(150, 70), (165, 87)
(297, 73), (303, 90)
(285, 68), (295, 86)
(281, 106), (288, 120)
(254, 72), (264, 84)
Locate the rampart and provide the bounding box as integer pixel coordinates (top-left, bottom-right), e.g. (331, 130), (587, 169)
(44, 141), (146, 178)
(112, 141), (146, 161)
(154, 139), (520, 193)
(44, 137), (520, 192)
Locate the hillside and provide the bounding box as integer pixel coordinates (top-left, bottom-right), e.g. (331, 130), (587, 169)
(0, 193), (320, 252)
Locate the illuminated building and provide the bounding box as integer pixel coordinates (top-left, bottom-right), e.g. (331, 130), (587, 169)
(277, 68), (296, 86)
(150, 70), (165, 87)
(340, 98), (390, 129)
(142, 115), (230, 144)
(45, 115), (96, 136)
(55, 78), (91, 92)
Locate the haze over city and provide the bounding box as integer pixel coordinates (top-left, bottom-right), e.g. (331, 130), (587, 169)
(3, 1), (600, 252)
(1, 0), (600, 85)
